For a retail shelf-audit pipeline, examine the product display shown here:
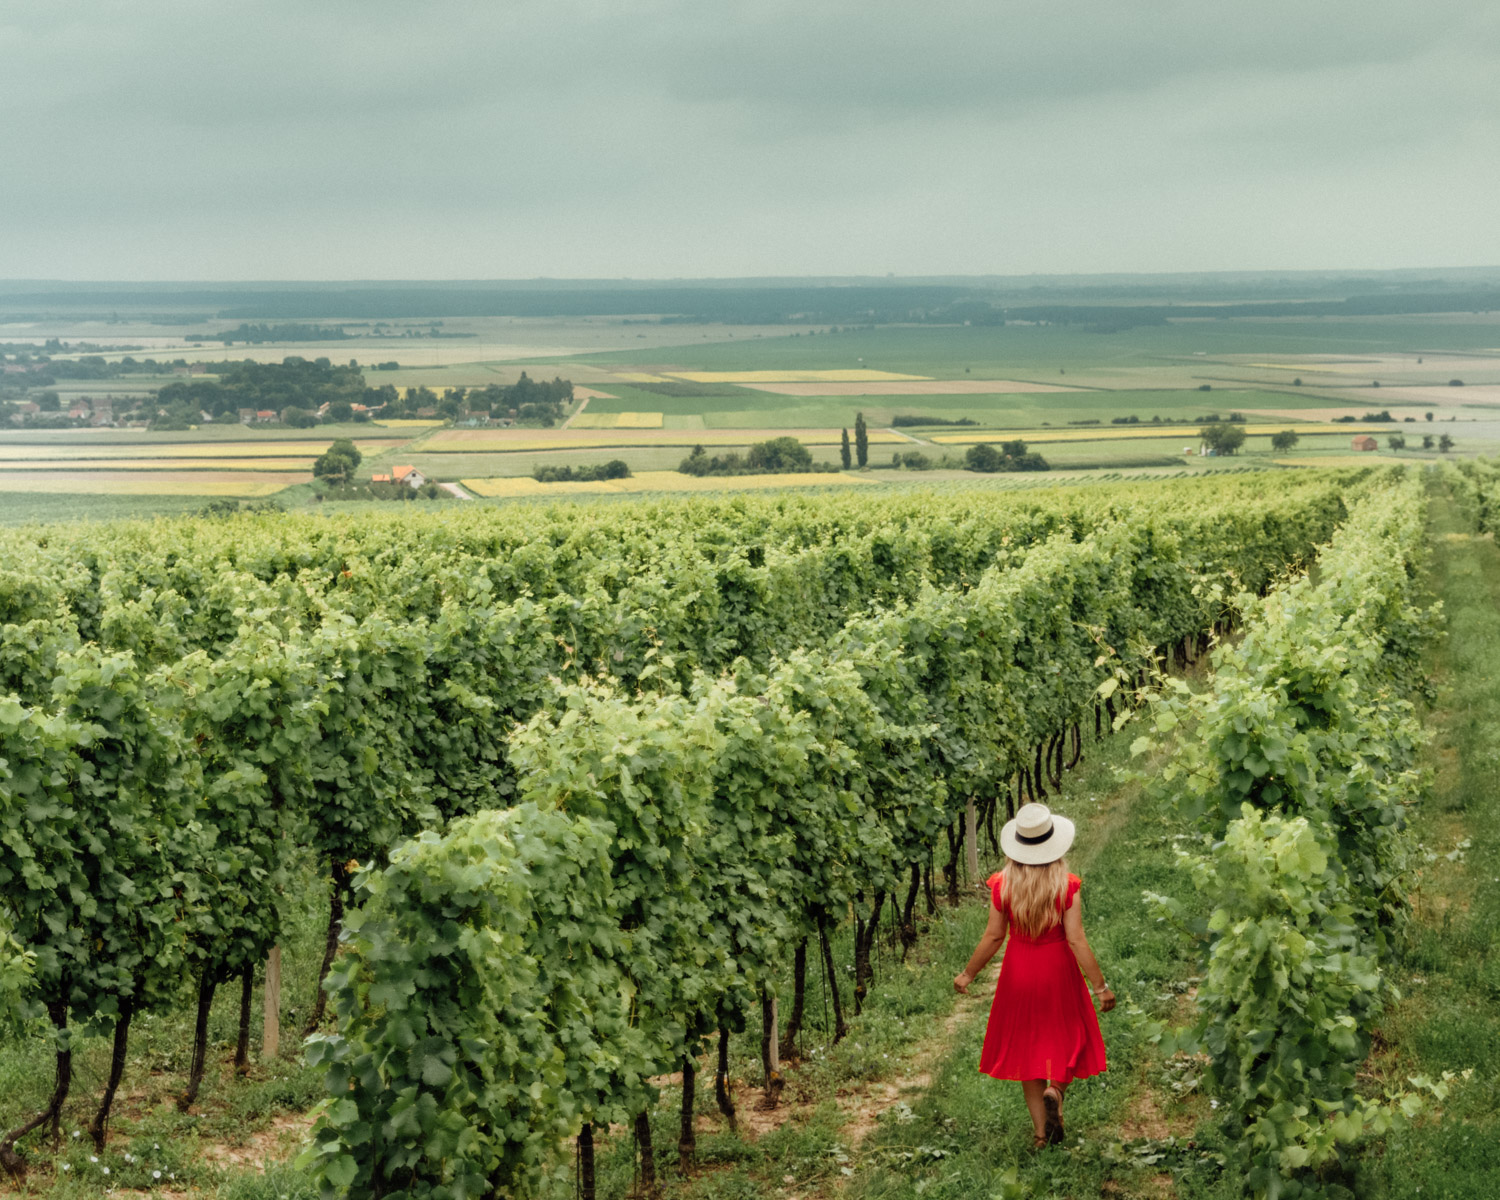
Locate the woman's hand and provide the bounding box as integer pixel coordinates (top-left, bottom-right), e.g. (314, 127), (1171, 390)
(1096, 986), (1116, 1013)
(953, 972), (972, 994)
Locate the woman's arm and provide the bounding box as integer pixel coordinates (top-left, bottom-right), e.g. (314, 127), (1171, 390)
(953, 903), (1007, 993)
(1063, 897), (1116, 1012)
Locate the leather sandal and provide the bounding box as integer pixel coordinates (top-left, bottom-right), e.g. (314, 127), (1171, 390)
(1042, 1086), (1065, 1146)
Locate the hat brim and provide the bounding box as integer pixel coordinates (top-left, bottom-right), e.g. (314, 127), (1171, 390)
(999, 814), (1075, 865)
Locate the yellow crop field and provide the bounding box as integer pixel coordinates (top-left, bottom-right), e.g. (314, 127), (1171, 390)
(1246, 363), (1352, 374)
(0, 472), (304, 496)
(375, 419), (447, 429)
(929, 423), (1364, 445)
(424, 429), (903, 451)
(666, 370), (929, 383)
(461, 471), (877, 498)
(0, 458), (316, 472)
(568, 412), (665, 430)
(0, 441), (387, 461)
(608, 372), (672, 383)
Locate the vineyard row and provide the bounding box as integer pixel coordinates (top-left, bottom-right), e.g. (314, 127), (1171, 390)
(1139, 472), (1438, 1198)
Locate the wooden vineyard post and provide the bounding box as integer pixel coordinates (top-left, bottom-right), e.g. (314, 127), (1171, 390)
(263, 946), (281, 1060)
(965, 797), (980, 885)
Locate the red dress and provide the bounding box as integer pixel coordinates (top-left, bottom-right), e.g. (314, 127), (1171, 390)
(978, 872), (1107, 1084)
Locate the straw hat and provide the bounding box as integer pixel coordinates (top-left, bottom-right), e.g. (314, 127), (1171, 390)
(1000, 802), (1075, 865)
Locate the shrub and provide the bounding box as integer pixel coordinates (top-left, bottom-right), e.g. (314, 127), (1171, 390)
(533, 460), (632, 483)
(964, 440), (1049, 473)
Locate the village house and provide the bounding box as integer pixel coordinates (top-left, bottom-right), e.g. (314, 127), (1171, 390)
(391, 465), (426, 488)
(1351, 435), (1378, 452)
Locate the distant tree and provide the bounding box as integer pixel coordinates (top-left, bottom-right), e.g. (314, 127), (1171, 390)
(282, 406), (317, 428)
(36, 390), (61, 411)
(533, 459), (631, 483)
(1387, 434), (1406, 452)
(1425, 410), (1434, 421)
(313, 451), (356, 483)
(1270, 430), (1300, 453)
(313, 438), (363, 484)
(840, 428), (852, 470)
(854, 412), (869, 467)
(328, 437), (362, 468)
(965, 443), (1003, 472)
(999, 439), (1050, 471)
(1422, 434), (1434, 450)
(325, 400), (354, 423)
(1439, 434), (1454, 452)
(1199, 422), (1246, 456)
(745, 437), (813, 472)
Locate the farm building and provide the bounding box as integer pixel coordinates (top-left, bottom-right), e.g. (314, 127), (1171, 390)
(370, 473), (392, 483)
(1351, 436), (1378, 451)
(392, 465), (427, 488)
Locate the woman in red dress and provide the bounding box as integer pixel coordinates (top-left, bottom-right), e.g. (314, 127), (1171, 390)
(953, 803), (1114, 1148)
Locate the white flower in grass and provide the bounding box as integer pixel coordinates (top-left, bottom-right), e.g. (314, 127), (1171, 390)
(153, 1170), (162, 1179)
(61, 1164), (71, 1172)
(103, 1166), (111, 1175)
(90, 1156), (99, 1163)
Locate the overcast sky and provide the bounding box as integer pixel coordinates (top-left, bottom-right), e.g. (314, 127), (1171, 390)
(3, 1), (1498, 280)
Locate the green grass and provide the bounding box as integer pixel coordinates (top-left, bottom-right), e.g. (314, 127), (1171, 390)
(0, 494), (226, 523)
(576, 317), (1500, 379)
(369, 446), (736, 479)
(0, 423), (409, 446)
(582, 381), (1427, 433)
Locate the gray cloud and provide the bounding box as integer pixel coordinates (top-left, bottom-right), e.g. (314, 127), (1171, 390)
(2, 1), (1497, 277)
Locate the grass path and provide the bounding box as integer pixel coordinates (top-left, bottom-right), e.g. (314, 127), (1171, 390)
(1346, 480), (1500, 1197)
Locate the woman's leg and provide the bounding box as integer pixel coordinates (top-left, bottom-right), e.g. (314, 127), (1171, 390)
(1042, 1079), (1067, 1145)
(1020, 1080), (1048, 1139)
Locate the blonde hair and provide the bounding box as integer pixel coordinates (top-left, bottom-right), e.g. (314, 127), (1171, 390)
(999, 858), (1070, 937)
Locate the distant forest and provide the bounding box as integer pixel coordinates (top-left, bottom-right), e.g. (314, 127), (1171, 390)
(3, 280), (1499, 330)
